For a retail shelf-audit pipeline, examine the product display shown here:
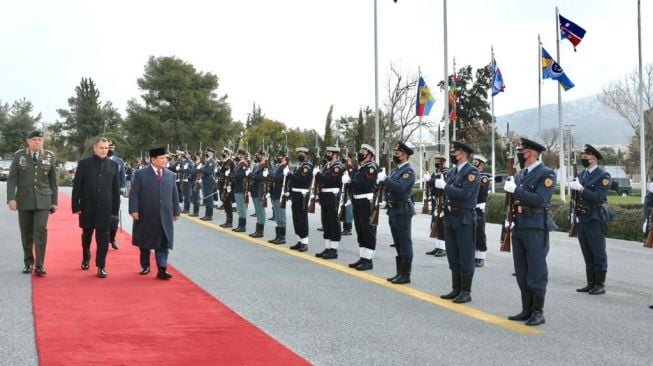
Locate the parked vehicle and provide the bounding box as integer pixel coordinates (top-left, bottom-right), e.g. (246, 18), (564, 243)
(610, 177), (632, 196)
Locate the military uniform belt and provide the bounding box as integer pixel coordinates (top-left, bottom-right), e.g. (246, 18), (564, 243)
(444, 206), (473, 213)
(321, 188), (340, 194)
(353, 193), (374, 200)
(515, 205), (546, 214)
(291, 188), (309, 194)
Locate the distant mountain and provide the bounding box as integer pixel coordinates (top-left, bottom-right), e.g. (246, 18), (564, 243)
(495, 95), (633, 146)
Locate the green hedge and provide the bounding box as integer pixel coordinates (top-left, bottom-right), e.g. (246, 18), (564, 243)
(57, 171), (73, 187)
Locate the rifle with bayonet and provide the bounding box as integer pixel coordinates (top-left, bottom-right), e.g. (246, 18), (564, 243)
(430, 157), (446, 238)
(500, 151), (515, 252)
(422, 160), (430, 214)
(569, 158), (579, 237)
(338, 157), (351, 222)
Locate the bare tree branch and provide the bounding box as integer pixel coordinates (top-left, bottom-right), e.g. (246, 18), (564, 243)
(597, 63), (653, 131)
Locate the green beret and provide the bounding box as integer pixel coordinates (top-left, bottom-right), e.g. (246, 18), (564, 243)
(27, 130), (43, 138)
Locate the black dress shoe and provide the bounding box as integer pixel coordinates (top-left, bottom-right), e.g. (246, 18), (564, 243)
(289, 242), (302, 250)
(425, 248), (438, 255)
(341, 229), (352, 236)
(200, 216), (212, 221)
(81, 261), (89, 270)
(348, 258), (364, 268)
(297, 244), (308, 252)
(434, 249), (447, 257)
(315, 249), (329, 258)
(111, 240), (119, 250)
(475, 259), (485, 268)
(317, 227), (324, 231)
(452, 291), (471, 304)
(189, 213), (199, 217)
(22, 265), (33, 274)
(97, 268), (107, 278)
(34, 267), (47, 276)
(649, 305), (653, 309)
(181, 210), (190, 214)
(321, 249), (338, 260)
(390, 244), (396, 247)
(355, 259), (373, 271)
(140, 267), (150, 275)
(156, 269), (172, 280)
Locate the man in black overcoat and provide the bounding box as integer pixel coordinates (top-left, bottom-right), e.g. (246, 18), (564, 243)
(71, 137), (121, 278)
(129, 147), (180, 280)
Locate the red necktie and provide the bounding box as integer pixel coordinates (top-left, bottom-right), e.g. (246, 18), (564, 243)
(157, 169), (162, 181)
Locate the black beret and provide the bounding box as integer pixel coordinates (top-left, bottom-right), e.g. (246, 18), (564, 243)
(451, 141), (474, 154)
(582, 144), (603, 160)
(518, 138), (546, 153)
(149, 147), (166, 158)
(27, 130), (43, 138)
(393, 142), (414, 156)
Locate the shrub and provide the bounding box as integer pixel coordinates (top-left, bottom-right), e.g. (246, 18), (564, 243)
(57, 171), (73, 187)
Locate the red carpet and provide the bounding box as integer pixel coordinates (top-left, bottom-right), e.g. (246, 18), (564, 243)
(32, 193), (310, 365)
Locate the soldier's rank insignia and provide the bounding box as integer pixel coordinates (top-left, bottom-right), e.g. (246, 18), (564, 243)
(402, 172), (409, 179)
(369, 168), (374, 174)
(303, 167), (308, 173)
(544, 178), (553, 187)
(334, 167), (340, 172)
(468, 174), (475, 182)
(602, 178), (609, 186)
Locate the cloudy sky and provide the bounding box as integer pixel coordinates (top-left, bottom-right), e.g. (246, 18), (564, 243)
(0, 0), (650, 134)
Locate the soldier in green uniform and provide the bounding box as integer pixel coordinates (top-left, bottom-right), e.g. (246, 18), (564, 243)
(6, 130), (58, 276)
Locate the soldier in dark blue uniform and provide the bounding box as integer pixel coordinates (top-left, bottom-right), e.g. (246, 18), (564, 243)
(178, 151), (194, 214)
(219, 148), (236, 228)
(378, 142), (416, 284)
(315, 147), (344, 260)
(232, 149), (250, 232)
(570, 144), (611, 295)
(268, 150), (288, 244)
(200, 148), (217, 221)
(345, 144), (379, 271)
(472, 154), (491, 268)
(435, 141), (480, 303)
(189, 152), (202, 217)
(287, 147), (314, 252)
(249, 150), (269, 238)
(504, 138), (556, 326)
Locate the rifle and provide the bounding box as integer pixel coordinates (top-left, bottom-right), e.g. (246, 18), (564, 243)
(262, 157), (269, 208)
(280, 157), (290, 209)
(338, 157), (351, 222)
(370, 167), (385, 226)
(569, 161), (579, 237)
(500, 154), (516, 252)
(244, 160), (251, 204)
(308, 160), (319, 214)
(645, 206), (653, 248)
(422, 160), (430, 214)
(430, 157), (446, 238)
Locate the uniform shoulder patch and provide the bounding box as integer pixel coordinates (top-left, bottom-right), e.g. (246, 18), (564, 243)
(303, 167), (308, 173)
(334, 166), (340, 173)
(544, 178), (553, 187)
(402, 172), (410, 179)
(602, 178), (609, 186)
(468, 174), (476, 182)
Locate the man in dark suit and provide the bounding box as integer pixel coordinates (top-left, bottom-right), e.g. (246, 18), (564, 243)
(72, 137), (121, 278)
(129, 147), (180, 280)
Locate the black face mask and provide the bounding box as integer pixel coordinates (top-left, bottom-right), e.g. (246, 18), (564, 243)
(449, 153), (458, 165)
(357, 152), (367, 162)
(107, 150), (114, 157)
(276, 157), (283, 164)
(255, 157), (261, 163)
(297, 155), (305, 162)
(581, 158), (590, 168)
(517, 152), (526, 169)
(234, 156), (240, 162)
(392, 155), (401, 164)
(221, 154), (227, 159)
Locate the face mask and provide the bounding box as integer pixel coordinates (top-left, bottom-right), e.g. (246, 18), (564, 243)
(449, 153), (458, 165)
(276, 157), (282, 164)
(222, 154), (227, 159)
(297, 155), (305, 162)
(517, 152), (526, 169)
(234, 156), (241, 162)
(357, 152), (367, 162)
(581, 158), (590, 168)
(392, 155), (401, 164)
(255, 156), (261, 163)
(205, 154), (209, 159)
(107, 150), (114, 157)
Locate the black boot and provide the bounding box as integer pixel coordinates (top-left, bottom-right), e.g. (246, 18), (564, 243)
(220, 211), (233, 228)
(233, 218), (246, 232)
(508, 291), (532, 321)
(355, 258), (373, 271)
(249, 223), (264, 238)
(589, 270), (606, 295)
(576, 266), (594, 292)
(390, 260), (411, 284)
(268, 227), (281, 244)
(273, 227), (286, 244)
(156, 267), (172, 280)
(441, 273), (461, 299)
(453, 274), (472, 303)
(526, 293), (546, 326)
(189, 205), (199, 217)
(387, 256), (401, 281)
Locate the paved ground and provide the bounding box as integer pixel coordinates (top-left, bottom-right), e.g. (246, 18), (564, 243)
(2, 183), (653, 365)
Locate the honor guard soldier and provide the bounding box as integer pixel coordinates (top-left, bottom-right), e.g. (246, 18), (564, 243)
(177, 151), (194, 214)
(472, 154), (491, 267)
(504, 138), (556, 326)
(570, 144), (611, 295)
(345, 144), (379, 271)
(378, 142), (416, 284)
(435, 142), (480, 303)
(107, 139), (126, 249)
(219, 148), (236, 228)
(268, 150), (289, 244)
(249, 150), (269, 238)
(341, 156), (355, 236)
(315, 147), (344, 259)
(286, 147), (314, 251)
(232, 149), (250, 232)
(425, 154), (448, 257)
(199, 148), (217, 221)
(6, 130), (58, 276)
(189, 153), (203, 217)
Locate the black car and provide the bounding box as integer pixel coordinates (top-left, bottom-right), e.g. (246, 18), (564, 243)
(610, 177), (632, 196)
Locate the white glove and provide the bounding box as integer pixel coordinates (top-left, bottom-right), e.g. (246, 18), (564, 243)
(284, 191), (290, 197)
(283, 166), (290, 176)
(345, 200), (352, 207)
(342, 172), (351, 184)
(643, 221), (648, 233)
(476, 202), (486, 212)
(504, 220), (515, 229)
(313, 167), (319, 176)
(225, 169), (230, 176)
(245, 169), (251, 176)
(198, 163), (203, 169)
(440, 210), (445, 218)
(504, 177), (516, 193)
(184, 163), (188, 169)
(263, 169), (269, 178)
(380, 201), (387, 209)
(647, 182), (653, 193)
(214, 167), (219, 173)
(265, 193), (270, 198)
(570, 178), (583, 191)
(434, 178), (446, 190)
(226, 186), (231, 193)
(424, 174), (431, 182)
(377, 169), (387, 183)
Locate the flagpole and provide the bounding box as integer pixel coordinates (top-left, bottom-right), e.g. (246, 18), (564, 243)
(638, 0), (646, 202)
(418, 68), (423, 190)
(491, 46), (496, 194)
(555, 6), (566, 202)
(538, 34), (543, 143)
(443, 0), (450, 164)
(452, 57), (457, 142)
(373, 0), (380, 163)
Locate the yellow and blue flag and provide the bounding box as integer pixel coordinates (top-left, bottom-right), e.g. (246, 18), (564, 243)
(416, 76), (435, 117)
(541, 47), (574, 91)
